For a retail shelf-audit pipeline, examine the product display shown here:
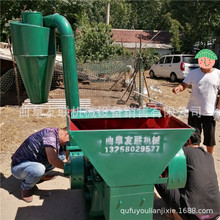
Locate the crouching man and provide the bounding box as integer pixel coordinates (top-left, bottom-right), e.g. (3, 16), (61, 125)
(11, 127), (69, 202)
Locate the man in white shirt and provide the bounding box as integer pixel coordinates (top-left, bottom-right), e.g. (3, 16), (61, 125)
(172, 49), (220, 155)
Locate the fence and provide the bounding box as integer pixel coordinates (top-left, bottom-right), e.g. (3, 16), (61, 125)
(1, 55), (141, 108)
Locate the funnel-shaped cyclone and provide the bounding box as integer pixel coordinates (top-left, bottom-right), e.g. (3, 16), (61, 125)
(68, 108), (194, 187)
(15, 55), (55, 103)
(10, 12), (56, 104)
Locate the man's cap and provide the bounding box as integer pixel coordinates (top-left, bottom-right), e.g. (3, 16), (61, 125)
(195, 49), (217, 60)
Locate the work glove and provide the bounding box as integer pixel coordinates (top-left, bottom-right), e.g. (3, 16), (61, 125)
(213, 109), (220, 121)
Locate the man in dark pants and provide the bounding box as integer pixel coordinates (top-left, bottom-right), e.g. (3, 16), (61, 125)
(156, 130), (220, 220)
(172, 49), (220, 155)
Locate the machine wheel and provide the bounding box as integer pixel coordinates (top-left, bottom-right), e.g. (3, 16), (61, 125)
(170, 73), (177, 82)
(149, 70), (156, 79)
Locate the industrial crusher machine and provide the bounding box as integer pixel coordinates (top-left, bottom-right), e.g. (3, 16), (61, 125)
(10, 11), (194, 220)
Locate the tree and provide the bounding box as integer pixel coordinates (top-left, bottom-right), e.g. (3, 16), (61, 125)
(142, 48), (160, 70)
(162, 13), (183, 53)
(129, 0), (164, 30)
(75, 22), (122, 63)
(0, 0), (84, 41)
(108, 0), (133, 29)
(2, 0), (219, 55)
(164, 0), (220, 52)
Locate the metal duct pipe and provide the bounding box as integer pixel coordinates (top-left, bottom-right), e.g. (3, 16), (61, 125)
(43, 14), (79, 109)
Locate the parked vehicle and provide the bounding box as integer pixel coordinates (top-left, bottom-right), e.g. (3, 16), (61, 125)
(149, 54), (199, 82)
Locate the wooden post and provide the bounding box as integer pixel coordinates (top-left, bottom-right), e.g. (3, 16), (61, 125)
(106, 1), (110, 24)
(142, 71), (151, 103)
(121, 38), (124, 56)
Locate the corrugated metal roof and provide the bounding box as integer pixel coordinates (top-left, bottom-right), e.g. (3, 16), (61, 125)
(112, 29), (172, 49)
(114, 42), (173, 49)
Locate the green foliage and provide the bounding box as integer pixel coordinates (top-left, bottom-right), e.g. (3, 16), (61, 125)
(75, 0), (220, 54)
(141, 49), (160, 70)
(108, 0), (133, 29)
(0, 0), (84, 41)
(1, 0), (219, 57)
(165, 0), (220, 52)
(164, 13), (183, 53)
(170, 20), (182, 53)
(128, 0), (164, 30)
(75, 22), (123, 63)
(1, 0), (20, 41)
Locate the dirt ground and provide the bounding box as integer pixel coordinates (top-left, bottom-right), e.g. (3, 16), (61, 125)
(0, 74), (219, 220)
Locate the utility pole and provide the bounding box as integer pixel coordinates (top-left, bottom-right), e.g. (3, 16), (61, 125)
(139, 35), (143, 107)
(106, 1), (110, 24)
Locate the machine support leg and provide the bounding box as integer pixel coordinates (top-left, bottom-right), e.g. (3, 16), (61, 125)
(103, 184), (155, 220)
